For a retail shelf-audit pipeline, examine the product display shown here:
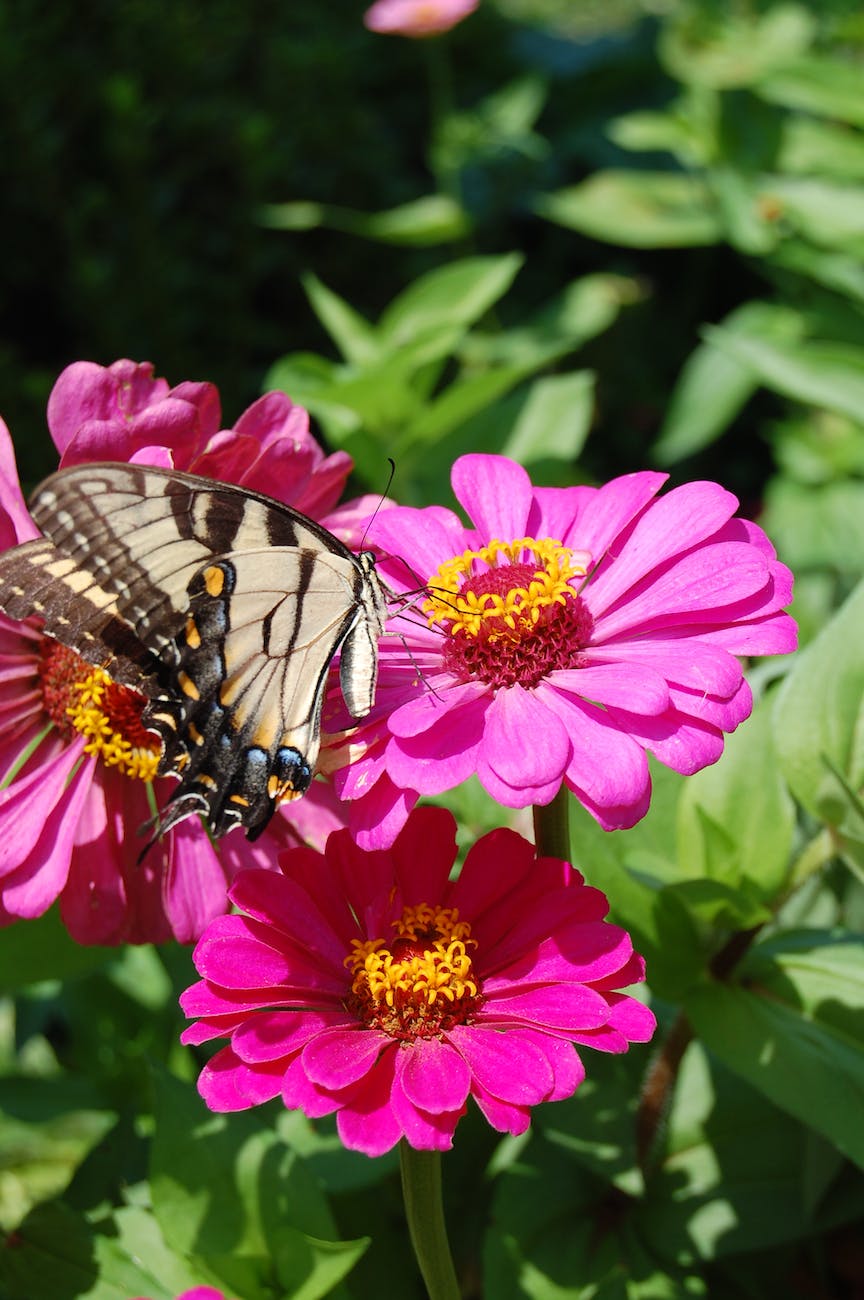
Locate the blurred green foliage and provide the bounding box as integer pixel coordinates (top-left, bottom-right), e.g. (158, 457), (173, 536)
(2, 1), (864, 1297)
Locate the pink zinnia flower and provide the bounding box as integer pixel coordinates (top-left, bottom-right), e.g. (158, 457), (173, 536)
(181, 807), (655, 1157)
(132, 1291), (229, 1300)
(364, 0), (479, 38)
(329, 454), (796, 845)
(0, 361), (363, 944)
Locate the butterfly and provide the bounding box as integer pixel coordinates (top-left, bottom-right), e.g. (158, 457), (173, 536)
(0, 462), (389, 842)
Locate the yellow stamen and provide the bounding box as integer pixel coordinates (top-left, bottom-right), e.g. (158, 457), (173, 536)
(65, 666), (160, 782)
(424, 536), (590, 641)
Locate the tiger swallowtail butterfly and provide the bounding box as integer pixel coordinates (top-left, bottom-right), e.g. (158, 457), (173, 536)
(0, 462), (389, 843)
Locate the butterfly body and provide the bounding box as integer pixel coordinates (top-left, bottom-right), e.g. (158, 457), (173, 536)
(0, 463), (389, 841)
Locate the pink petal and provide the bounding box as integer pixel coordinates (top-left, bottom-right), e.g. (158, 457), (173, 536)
(585, 480), (739, 613)
(549, 662), (670, 715)
(399, 1036), (472, 1114)
(1, 751), (94, 918)
(233, 1010), (349, 1063)
(229, 869), (348, 970)
(390, 1061), (461, 1150)
(584, 637), (742, 696)
(386, 697), (486, 795)
(480, 984), (611, 1033)
(481, 685), (572, 789)
(198, 1046), (285, 1111)
(535, 690), (650, 813)
(347, 775), (417, 852)
(0, 738), (87, 883)
(562, 471), (667, 564)
(281, 1054), (342, 1118)
(589, 542), (773, 641)
(451, 455), (533, 540)
(387, 677), (488, 739)
(0, 421), (39, 544)
(391, 805), (458, 904)
(162, 818), (231, 943)
(371, 505), (471, 584)
(449, 827), (537, 921)
(470, 1082), (532, 1135)
(603, 705), (726, 775)
(484, 921), (634, 988)
(335, 1048), (404, 1156)
(302, 1025), (390, 1089)
(446, 1025), (554, 1104)
(193, 916), (309, 989)
(698, 611), (798, 656)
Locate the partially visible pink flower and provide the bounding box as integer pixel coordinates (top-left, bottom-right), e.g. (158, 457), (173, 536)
(131, 1289), (229, 1300)
(0, 362), (358, 944)
(326, 454), (797, 847)
(364, 0), (478, 37)
(181, 807), (655, 1157)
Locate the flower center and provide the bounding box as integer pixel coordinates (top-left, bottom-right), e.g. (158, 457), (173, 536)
(345, 903), (481, 1040)
(38, 640), (161, 781)
(424, 536), (595, 689)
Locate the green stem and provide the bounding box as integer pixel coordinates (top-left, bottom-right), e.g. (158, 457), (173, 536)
(533, 786), (571, 861)
(399, 1142), (461, 1300)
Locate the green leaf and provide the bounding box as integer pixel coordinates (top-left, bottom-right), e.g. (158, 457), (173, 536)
(502, 371), (594, 467)
(758, 175), (864, 251)
(300, 274), (378, 366)
(779, 117), (864, 183)
(379, 253), (523, 347)
(0, 907), (113, 991)
(652, 301), (804, 464)
(685, 943), (864, 1168)
(641, 1042), (862, 1260)
(769, 239), (864, 304)
(660, 6), (815, 89)
(273, 1231), (370, 1300)
(703, 327), (864, 424)
(773, 577), (864, 819)
(537, 172), (722, 248)
(758, 55), (864, 128)
(150, 1071), (337, 1264)
(761, 478), (864, 575)
(259, 193), (471, 246)
(0, 1201), (170, 1300)
(676, 696), (795, 900)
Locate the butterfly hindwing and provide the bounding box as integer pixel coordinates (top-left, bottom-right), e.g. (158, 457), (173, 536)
(0, 461), (389, 842)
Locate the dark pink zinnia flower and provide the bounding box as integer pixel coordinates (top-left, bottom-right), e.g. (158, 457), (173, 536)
(328, 454), (797, 846)
(181, 807), (655, 1157)
(0, 361), (361, 944)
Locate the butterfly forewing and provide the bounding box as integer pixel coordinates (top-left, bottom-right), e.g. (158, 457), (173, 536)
(0, 461), (390, 843)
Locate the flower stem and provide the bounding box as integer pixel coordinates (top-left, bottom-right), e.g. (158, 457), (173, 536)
(533, 786), (571, 860)
(399, 1142), (461, 1300)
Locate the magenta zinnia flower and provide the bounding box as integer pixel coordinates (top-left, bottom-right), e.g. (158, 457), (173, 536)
(364, 0), (479, 37)
(181, 807), (655, 1157)
(329, 454), (796, 844)
(0, 361), (361, 944)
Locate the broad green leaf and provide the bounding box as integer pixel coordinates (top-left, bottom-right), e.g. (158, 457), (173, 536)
(758, 55), (864, 128)
(641, 1043), (862, 1260)
(677, 696), (795, 900)
(607, 109), (705, 165)
(703, 328), (864, 424)
(502, 371), (594, 466)
(460, 274), (642, 371)
(0, 906), (112, 991)
(259, 194), (471, 245)
(769, 240), (864, 305)
(150, 1070), (337, 1263)
(301, 274), (378, 366)
(0, 1079), (114, 1231)
(112, 1204), (263, 1300)
(685, 955), (864, 1168)
(0, 1201), (169, 1300)
(758, 176), (864, 250)
(779, 117), (864, 182)
(404, 363), (533, 446)
(653, 301), (804, 464)
(379, 253), (523, 346)
(273, 1230), (369, 1300)
(711, 168), (778, 256)
(660, 6), (815, 89)
(761, 478), (864, 574)
(773, 577), (864, 819)
(537, 172), (722, 248)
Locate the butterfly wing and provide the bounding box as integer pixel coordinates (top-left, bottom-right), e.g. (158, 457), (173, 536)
(0, 461), (388, 841)
(151, 545), (386, 839)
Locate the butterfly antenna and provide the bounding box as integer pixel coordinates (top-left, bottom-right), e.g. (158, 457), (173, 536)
(359, 457), (397, 551)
